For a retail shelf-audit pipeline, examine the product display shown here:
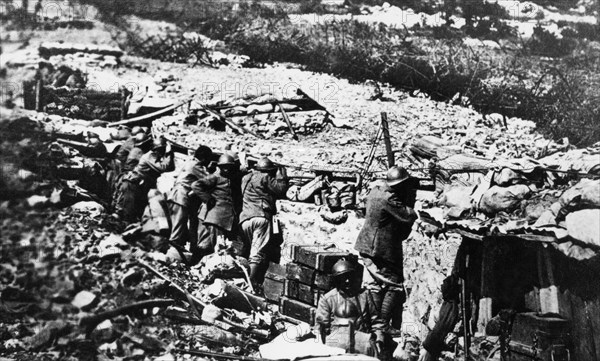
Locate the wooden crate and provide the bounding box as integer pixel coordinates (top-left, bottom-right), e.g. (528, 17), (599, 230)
(290, 244), (356, 272)
(280, 296), (316, 325)
(284, 279), (326, 306)
(286, 262), (332, 290)
(264, 262), (286, 303)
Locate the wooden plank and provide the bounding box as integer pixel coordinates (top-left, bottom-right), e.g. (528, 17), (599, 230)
(107, 97), (191, 127)
(449, 228), (485, 241)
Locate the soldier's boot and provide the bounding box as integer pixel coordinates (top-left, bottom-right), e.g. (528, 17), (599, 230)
(249, 261), (268, 295)
(381, 290), (406, 334)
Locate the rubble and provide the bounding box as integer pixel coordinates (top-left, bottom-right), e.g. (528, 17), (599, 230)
(71, 291), (98, 311)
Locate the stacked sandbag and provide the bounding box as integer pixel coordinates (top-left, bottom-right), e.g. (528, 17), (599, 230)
(472, 159), (545, 216)
(534, 178), (600, 248)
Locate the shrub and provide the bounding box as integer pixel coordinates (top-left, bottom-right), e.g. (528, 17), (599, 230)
(527, 24), (578, 57)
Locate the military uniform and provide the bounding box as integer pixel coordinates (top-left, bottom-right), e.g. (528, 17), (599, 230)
(315, 288), (384, 356)
(354, 182), (417, 330)
(115, 150), (174, 222)
(239, 171), (288, 266)
(167, 158), (209, 248)
(191, 171), (240, 258)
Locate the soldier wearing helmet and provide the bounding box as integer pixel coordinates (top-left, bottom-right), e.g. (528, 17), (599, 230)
(238, 157), (289, 292)
(354, 166), (418, 335)
(189, 152), (247, 263)
(114, 135), (174, 222)
(80, 131), (108, 158)
(110, 130), (153, 215)
(315, 259), (387, 358)
(115, 127), (152, 171)
(166, 145), (214, 256)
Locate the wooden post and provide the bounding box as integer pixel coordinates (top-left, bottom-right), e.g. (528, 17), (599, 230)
(380, 112), (394, 168)
(35, 78), (43, 112)
(276, 102), (298, 140)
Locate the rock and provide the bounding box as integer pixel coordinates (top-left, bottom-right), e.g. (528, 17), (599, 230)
(26, 195), (48, 208)
(4, 338), (26, 352)
(121, 269), (145, 287)
(70, 201), (105, 217)
(98, 341), (118, 354)
(201, 304), (223, 323)
(155, 353), (176, 361)
(26, 320), (72, 350)
(92, 320), (115, 343)
(98, 234), (128, 260)
(124, 332), (166, 352)
(71, 290), (98, 311)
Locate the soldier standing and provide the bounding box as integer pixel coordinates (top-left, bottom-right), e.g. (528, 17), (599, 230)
(167, 146), (213, 254)
(238, 157), (289, 292)
(190, 153), (241, 263)
(354, 166), (418, 334)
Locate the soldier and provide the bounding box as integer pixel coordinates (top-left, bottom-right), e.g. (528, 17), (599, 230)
(115, 126), (148, 167)
(190, 153), (242, 263)
(81, 132), (108, 158)
(167, 145), (213, 254)
(114, 136), (174, 222)
(315, 259), (387, 358)
(239, 157), (289, 292)
(354, 166), (418, 334)
(213, 153), (249, 257)
(110, 131), (152, 212)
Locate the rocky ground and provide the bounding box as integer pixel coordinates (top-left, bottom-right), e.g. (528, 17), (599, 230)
(0, 4), (585, 360)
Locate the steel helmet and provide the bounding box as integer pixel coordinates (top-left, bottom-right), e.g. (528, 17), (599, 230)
(152, 136), (167, 150)
(194, 145), (212, 162)
(386, 166), (411, 187)
(131, 126), (144, 135)
(133, 132), (150, 146)
(331, 259), (355, 278)
(218, 153), (236, 166)
(256, 157), (276, 171)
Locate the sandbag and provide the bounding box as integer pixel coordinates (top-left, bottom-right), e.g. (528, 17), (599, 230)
(439, 186), (473, 209)
(478, 184), (533, 215)
(493, 168), (529, 186)
(439, 185), (474, 219)
(320, 208), (348, 225)
(565, 209), (600, 248)
(559, 179), (600, 210)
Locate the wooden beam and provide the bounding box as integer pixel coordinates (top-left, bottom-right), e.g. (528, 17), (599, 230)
(276, 101), (298, 140)
(380, 112), (394, 168)
(107, 97), (192, 128)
